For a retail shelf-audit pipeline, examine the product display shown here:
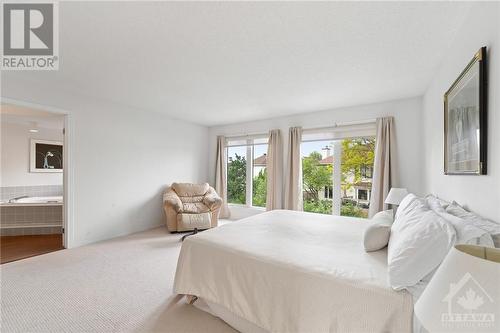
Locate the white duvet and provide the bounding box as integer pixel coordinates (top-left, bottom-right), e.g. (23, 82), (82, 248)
(174, 210), (413, 333)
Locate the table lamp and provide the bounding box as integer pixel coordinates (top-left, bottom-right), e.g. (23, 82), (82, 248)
(384, 188), (408, 216)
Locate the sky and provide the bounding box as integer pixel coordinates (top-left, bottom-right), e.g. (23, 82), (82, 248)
(301, 140), (333, 157)
(227, 144), (268, 161)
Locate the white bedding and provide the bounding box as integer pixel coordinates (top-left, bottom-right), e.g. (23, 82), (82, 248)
(174, 210), (414, 333)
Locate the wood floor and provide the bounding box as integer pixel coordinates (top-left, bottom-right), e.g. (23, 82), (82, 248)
(0, 234), (64, 264)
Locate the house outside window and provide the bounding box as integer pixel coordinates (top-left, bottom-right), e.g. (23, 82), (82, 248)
(301, 123), (376, 218)
(226, 137), (268, 208)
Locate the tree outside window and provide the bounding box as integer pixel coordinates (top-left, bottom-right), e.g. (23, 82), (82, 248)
(301, 137), (375, 218)
(226, 143), (268, 207)
(252, 144), (268, 207)
(227, 151), (246, 204)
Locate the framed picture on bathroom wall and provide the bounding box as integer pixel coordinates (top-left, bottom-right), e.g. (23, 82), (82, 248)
(30, 139), (63, 173)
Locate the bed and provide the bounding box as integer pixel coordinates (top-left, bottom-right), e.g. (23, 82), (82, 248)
(173, 210), (414, 333)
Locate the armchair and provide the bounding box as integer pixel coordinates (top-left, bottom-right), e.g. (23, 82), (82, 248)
(163, 183), (222, 233)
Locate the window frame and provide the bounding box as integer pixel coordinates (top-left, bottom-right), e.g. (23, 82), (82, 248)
(300, 125), (376, 217)
(226, 137), (268, 208)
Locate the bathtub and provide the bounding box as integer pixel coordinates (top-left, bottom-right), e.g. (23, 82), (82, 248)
(1, 196), (63, 207)
(0, 196), (63, 236)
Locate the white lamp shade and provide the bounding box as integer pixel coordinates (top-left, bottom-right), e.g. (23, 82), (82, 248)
(415, 245), (500, 332)
(384, 188), (408, 205)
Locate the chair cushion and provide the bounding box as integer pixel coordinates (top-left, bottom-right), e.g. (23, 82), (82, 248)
(182, 202), (210, 214)
(172, 183), (209, 197)
(177, 212), (212, 231)
(181, 196), (205, 204)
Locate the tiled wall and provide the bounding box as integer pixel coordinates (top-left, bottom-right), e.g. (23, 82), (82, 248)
(0, 185), (63, 201)
(0, 206), (63, 236)
(0, 185), (63, 236)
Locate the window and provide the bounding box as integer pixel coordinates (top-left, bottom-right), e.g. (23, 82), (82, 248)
(302, 140), (333, 214)
(340, 137), (375, 218)
(324, 186), (333, 199)
(301, 124), (375, 218)
(357, 189), (368, 201)
(227, 146), (247, 204)
(360, 165), (373, 179)
(226, 137), (268, 207)
(252, 144), (267, 207)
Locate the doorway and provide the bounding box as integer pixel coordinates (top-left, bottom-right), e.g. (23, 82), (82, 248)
(0, 103), (67, 264)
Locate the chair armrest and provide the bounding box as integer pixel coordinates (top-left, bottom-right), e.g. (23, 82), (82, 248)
(203, 188), (222, 211)
(163, 189), (183, 213)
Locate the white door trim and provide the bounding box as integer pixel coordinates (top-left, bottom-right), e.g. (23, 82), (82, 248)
(1, 97), (75, 248)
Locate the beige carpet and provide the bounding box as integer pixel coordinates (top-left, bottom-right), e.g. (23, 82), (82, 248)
(0, 226), (237, 333)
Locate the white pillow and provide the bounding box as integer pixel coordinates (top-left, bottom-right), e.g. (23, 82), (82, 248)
(425, 194), (450, 210)
(446, 201), (500, 247)
(373, 209), (394, 221)
(393, 193), (427, 225)
(388, 203), (456, 290)
(426, 196), (494, 247)
(363, 210), (393, 252)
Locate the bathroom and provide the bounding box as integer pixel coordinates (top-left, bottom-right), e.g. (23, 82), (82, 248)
(1, 104), (65, 264)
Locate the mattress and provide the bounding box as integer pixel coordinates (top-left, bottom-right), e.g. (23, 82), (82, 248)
(174, 210), (414, 333)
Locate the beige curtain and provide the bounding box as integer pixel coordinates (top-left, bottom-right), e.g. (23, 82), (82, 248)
(266, 129), (283, 210)
(369, 117), (396, 218)
(284, 127), (303, 211)
(215, 136), (230, 218)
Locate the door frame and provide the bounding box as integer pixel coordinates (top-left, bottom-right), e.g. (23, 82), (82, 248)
(1, 97), (75, 248)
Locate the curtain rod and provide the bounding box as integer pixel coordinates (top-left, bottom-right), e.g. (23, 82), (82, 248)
(224, 118), (376, 139)
(224, 131), (269, 140)
(302, 119), (376, 134)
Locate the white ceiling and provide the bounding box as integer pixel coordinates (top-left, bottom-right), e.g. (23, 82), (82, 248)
(2, 2), (472, 126)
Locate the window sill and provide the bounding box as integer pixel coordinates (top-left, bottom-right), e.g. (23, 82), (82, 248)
(228, 203), (266, 211)
(228, 203), (246, 207)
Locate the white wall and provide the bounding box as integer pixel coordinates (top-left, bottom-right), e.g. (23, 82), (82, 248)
(1, 122), (63, 186)
(208, 96), (424, 212)
(422, 2), (499, 222)
(2, 79), (209, 247)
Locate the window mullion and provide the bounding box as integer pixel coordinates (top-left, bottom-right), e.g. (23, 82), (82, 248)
(332, 141), (342, 215)
(246, 141), (253, 207)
